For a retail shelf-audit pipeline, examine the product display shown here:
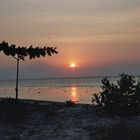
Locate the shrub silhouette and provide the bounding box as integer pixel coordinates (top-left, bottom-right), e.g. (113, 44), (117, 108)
(92, 74), (140, 115)
(0, 41), (58, 99)
(66, 100), (76, 106)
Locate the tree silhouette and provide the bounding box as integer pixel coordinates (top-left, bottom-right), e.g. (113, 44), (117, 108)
(92, 74), (140, 115)
(0, 41), (58, 99)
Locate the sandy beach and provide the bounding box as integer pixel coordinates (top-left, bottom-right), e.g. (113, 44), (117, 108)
(0, 98), (140, 140)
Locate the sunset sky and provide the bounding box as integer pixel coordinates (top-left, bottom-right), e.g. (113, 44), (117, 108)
(0, 0), (140, 79)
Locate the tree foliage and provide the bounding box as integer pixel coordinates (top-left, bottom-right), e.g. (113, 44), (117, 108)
(0, 41), (58, 60)
(0, 41), (58, 100)
(92, 74), (140, 115)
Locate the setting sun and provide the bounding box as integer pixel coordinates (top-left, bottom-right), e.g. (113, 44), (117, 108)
(70, 63), (76, 68)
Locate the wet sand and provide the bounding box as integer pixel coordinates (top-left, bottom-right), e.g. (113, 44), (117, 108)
(0, 98), (140, 140)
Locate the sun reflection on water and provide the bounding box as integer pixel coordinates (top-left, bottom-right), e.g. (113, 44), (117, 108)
(70, 87), (79, 102)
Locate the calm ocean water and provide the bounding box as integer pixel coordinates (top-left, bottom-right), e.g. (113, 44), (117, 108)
(0, 76), (120, 104)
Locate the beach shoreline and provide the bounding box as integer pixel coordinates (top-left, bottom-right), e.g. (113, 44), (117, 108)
(0, 98), (140, 140)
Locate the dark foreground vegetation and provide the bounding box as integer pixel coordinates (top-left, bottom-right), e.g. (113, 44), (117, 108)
(0, 98), (140, 140)
(92, 74), (140, 116)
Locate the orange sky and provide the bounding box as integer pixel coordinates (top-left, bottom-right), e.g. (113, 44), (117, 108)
(0, 0), (140, 78)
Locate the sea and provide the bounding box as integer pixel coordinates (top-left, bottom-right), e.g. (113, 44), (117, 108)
(0, 76), (127, 104)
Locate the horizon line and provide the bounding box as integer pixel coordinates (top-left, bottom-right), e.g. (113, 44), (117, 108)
(0, 74), (140, 81)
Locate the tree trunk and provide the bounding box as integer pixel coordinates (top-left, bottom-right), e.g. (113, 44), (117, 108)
(15, 59), (19, 100)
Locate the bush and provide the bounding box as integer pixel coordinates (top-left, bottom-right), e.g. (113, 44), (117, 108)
(92, 74), (140, 115)
(66, 100), (76, 106)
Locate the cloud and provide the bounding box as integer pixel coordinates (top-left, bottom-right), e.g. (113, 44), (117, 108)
(0, 0), (140, 78)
